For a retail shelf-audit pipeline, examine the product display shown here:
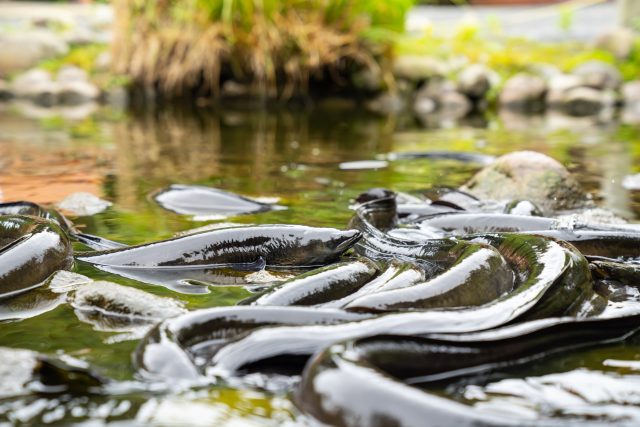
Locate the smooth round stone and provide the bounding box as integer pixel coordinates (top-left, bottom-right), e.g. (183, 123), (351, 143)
(462, 151), (589, 212)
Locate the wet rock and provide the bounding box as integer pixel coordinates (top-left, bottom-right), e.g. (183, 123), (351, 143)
(413, 94), (437, 115)
(413, 80), (471, 119)
(595, 28), (635, 60)
(499, 74), (547, 112)
(57, 192), (112, 216)
(352, 66), (385, 92)
(69, 281), (186, 332)
(573, 61), (621, 90)
(413, 79), (449, 115)
(457, 64), (493, 99)
(546, 74), (583, 106)
(462, 151), (589, 212)
(58, 81), (100, 105)
(393, 55), (445, 82)
(11, 69), (59, 106)
(0, 31), (69, 76)
(622, 81), (640, 106)
(438, 91), (472, 118)
(63, 26), (104, 46)
(558, 87), (609, 116)
(56, 66), (88, 83)
(365, 91), (406, 115)
(47, 271), (93, 294)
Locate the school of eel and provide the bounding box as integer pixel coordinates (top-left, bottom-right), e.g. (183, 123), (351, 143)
(2, 151), (640, 426)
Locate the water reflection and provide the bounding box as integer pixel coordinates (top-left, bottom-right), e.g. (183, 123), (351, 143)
(1, 103), (640, 424)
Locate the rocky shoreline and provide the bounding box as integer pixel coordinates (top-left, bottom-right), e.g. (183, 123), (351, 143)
(1, 4), (639, 122)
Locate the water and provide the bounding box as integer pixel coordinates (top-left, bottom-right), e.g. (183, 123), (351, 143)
(1, 103), (640, 425)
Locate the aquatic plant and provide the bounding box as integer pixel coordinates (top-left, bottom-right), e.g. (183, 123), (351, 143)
(111, 0), (414, 98)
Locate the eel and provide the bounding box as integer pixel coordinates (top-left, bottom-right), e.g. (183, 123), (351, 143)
(152, 184), (282, 218)
(134, 306), (369, 380)
(0, 215), (73, 298)
(246, 259), (378, 306)
(296, 307), (640, 427)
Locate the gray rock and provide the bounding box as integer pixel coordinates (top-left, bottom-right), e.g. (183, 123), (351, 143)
(393, 55), (445, 82)
(595, 28), (635, 60)
(57, 192), (111, 215)
(11, 69), (59, 106)
(558, 86), (607, 116)
(56, 65), (88, 83)
(573, 61), (621, 90)
(546, 74), (583, 106)
(63, 26), (99, 46)
(365, 91), (406, 115)
(462, 151), (589, 212)
(622, 80), (640, 106)
(69, 281), (186, 332)
(11, 68), (51, 87)
(413, 95), (437, 115)
(457, 64), (492, 98)
(352, 66), (385, 92)
(499, 74), (547, 112)
(413, 80), (444, 115)
(58, 81), (100, 105)
(438, 91), (472, 118)
(0, 30), (69, 76)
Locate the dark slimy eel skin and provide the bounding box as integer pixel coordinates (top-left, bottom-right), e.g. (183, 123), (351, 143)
(591, 260), (640, 287)
(247, 259), (378, 306)
(76, 225), (361, 268)
(319, 260), (425, 309)
(134, 306), (369, 380)
(296, 308), (640, 427)
(0, 215), (73, 298)
(74, 225), (360, 294)
(204, 234), (591, 377)
(386, 151), (496, 165)
(344, 241), (513, 312)
(516, 230), (640, 259)
(0, 201), (75, 232)
(417, 212), (556, 234)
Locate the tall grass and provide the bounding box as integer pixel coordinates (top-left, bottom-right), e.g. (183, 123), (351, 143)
(112, 0), (414, 98)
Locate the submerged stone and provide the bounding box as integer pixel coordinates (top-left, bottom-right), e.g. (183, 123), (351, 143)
(499, 74), (546, 112)
(69, 281), (186, 326)
(573, 60), (622, 90)
(457, 64), (493, 99)
(57, 192), (112, 216)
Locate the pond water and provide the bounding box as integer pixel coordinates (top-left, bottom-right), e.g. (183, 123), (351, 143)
(1, 103), (640, 425)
